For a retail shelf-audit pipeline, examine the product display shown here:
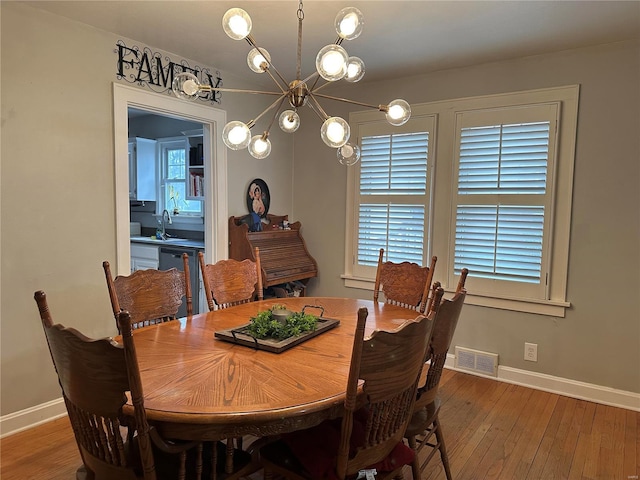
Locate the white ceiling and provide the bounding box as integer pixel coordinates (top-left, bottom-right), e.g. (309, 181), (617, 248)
(23, 1), (640, 87)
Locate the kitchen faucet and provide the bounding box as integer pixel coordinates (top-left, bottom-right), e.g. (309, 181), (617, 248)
(161, 209), (172, 240)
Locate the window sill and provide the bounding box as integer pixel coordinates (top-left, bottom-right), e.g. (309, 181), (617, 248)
(342, 275), (570, 318)
(153, 214), (203, 225)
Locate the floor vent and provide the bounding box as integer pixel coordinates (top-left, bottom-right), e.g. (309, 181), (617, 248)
(454, 346), (499, 377)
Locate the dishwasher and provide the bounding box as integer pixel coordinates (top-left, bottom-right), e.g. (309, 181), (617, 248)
(159, 247), (200, 317)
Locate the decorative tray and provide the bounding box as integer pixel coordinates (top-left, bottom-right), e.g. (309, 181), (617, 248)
(214, 305), (340, 353)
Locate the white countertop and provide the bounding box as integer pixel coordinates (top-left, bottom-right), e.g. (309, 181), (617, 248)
(130, 235), (204, 249)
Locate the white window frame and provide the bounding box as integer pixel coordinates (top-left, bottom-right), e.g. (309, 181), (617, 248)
(156, 136), (203, 218)
(344, 86), (579, 317)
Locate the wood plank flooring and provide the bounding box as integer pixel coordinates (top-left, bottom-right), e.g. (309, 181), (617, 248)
(1, 370), (638, 479)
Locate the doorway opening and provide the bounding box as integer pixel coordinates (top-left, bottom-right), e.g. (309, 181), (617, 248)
(113, 83), (228, 275)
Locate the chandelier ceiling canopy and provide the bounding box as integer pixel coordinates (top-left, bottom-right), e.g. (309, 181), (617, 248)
(172, 1), (411, 165)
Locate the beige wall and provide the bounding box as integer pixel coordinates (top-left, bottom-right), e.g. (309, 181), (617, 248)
(294, 40), (640, 394)
(0, 3), (294, 416)
(1, 2), (638, 421)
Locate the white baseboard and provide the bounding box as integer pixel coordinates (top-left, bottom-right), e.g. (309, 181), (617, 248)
(445, 354), (640, 412)
(2, 360), (639, 438)
(0, 397), (66, 438)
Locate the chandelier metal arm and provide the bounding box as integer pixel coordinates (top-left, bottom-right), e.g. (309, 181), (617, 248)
(246, 93), (289, 129)
(264, 68), (288, 95)
(264, 95), (289, 136)
(305, 96), (330, 122)
(309, 78), (332, 94)
(306, 72), (322, 92)
(311, 92), (388, 112)
(245, 35), (290, 90)
(195, 85), (284, 96)
(307, 93), (331, 120)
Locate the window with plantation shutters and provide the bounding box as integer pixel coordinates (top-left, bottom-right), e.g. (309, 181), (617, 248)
(346, 116), (435, 281)
(345, 86), (577, 316)
(452, 104), (559, 300)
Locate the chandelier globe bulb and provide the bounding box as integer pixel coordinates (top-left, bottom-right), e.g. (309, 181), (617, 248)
(222, 8), (252, 40)
(337, 143), (361, 166)
(247, 48), (271, 73)
(279, 110), (300, 133)
(385, 99), (412, 126)
(321, 117), (350, 148)
(335, 7), (364, 40)
(172, 72), (201, 100)
(248, 135), (272, 159)
(222, 121), (251, 150)
(345, 57), (365, 83)
(316, 44), (348, 81)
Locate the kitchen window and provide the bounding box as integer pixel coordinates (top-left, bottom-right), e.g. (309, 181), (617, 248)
(344, 86), (579, 316)
(157, 137), (202, 216)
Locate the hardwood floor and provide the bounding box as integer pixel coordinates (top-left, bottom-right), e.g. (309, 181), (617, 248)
(1, 370), (638, 479)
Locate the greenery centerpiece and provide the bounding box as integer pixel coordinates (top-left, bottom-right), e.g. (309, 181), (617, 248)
(245, 304), (318, 340)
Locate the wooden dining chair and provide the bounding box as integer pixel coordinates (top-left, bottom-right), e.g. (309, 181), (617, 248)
(197, 247), (264, 477)
(34, 290), (205, 480)
(373, 248), (437, 313)
(259, 306), (436, 480)
(424, 267), (469, 314)
(456, 267), (469, 293)
(198, 247), (263, 311)
(103, 256), (192, 332)
(404, 284), (468, 480)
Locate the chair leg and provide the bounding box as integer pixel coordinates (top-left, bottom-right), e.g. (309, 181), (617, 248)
(210, 442), (218, 480)
(178, 450), (187, 480)
(225, 438), (234, 474)
(433, 418), (452, 480)
(194, 443), (203, 480)
(407, 435), (421, 480)
(75, 465), (92, 480)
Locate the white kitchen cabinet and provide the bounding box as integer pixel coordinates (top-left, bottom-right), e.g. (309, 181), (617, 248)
(130, 243), (158, 272)
(128, 137), (157, 201)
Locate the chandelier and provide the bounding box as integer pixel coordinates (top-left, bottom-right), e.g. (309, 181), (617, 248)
(171, 1), (411, 165)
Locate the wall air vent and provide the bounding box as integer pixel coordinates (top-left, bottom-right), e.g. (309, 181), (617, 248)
(454, 346), (499, 377)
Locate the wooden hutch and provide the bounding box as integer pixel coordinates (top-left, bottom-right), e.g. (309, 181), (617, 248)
(228, 214), (318, 295)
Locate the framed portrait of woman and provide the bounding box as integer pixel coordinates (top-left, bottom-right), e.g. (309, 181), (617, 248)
(246, 178), (270, 218)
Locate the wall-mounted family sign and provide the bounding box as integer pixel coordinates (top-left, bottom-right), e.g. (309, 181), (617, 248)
(115, 41), (223, 104)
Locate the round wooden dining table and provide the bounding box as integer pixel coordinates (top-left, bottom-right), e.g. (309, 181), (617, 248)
(127, 297), (421, 441)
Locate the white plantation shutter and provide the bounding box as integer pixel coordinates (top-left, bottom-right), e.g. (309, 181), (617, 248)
(360, 133), (428, 195)
(453, 105), (558, 298)
(455, 204), (545, 283)
(457, 122), (550, 195)
(358, 204), (426, 265)
(356, 130), (430, 269)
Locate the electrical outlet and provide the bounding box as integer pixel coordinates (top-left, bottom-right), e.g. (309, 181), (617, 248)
(524, 342), (538, 362)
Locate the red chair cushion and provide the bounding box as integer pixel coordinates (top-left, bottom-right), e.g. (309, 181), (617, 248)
(282, 408), (414, 479)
